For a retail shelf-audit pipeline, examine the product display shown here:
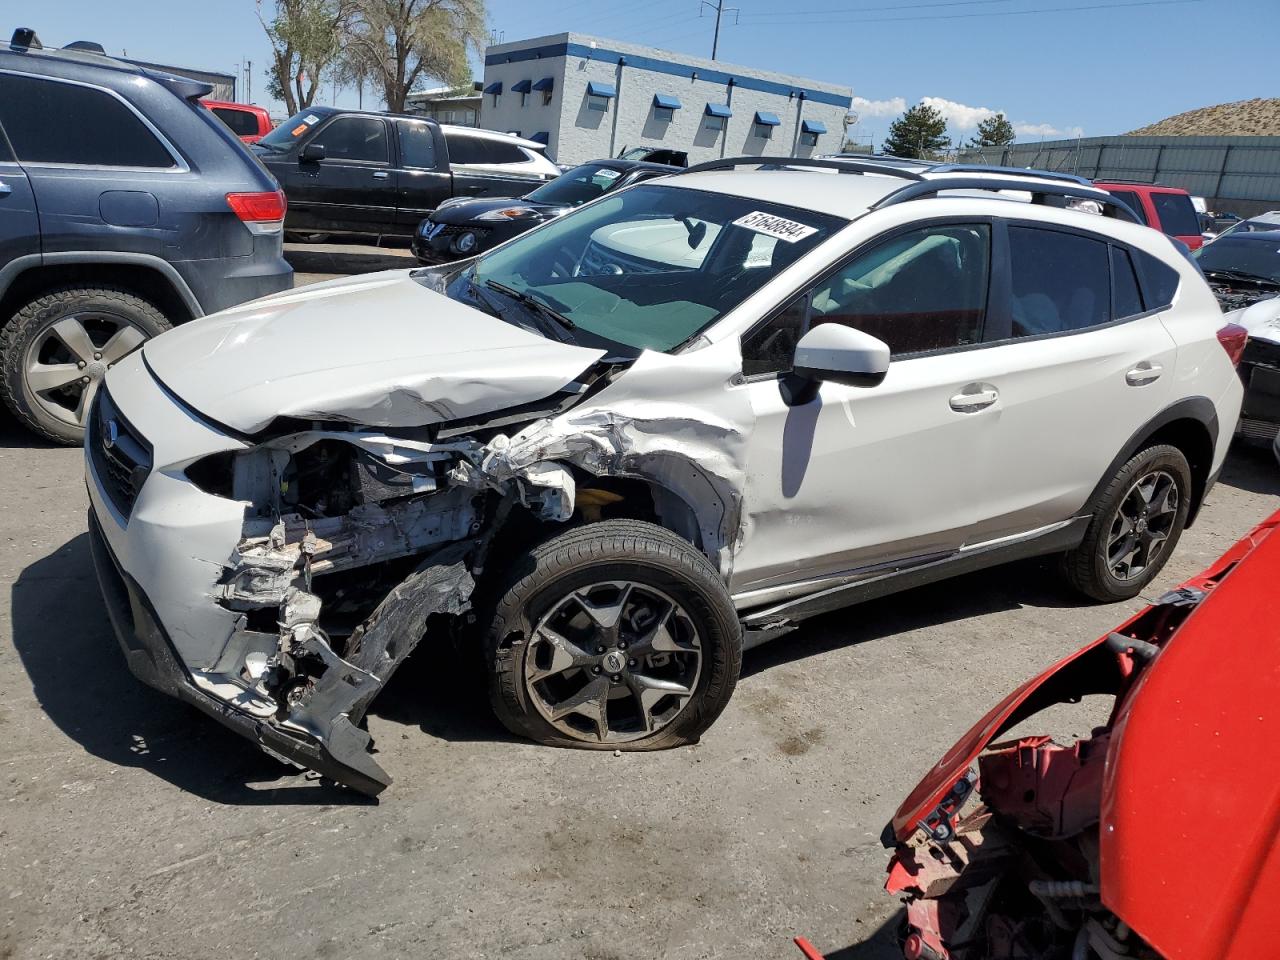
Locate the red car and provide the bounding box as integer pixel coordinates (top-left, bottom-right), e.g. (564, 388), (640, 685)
(203, 99), (273, 144)
(851, 507), (1280, 960)
(1095, 181), (1204, 251)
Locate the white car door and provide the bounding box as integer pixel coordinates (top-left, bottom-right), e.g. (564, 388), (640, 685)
(951, 224), (1178, 544)
(728, 220), (1003, 603)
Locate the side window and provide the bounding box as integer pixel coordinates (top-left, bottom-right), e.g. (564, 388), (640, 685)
(1132, 249), (1181, 311)
(398, 121), (437, 168)
(742, 295), (807, 377)
(808, 223), (991, 356)
(1151, 192), (1200, 237)
(213, 107), (259, 137)
(314, 116), (388, 163)
(1111, 246), (1145, 320)
(1008, 227), (1110, 337)
(1109, 190), (1148, 225)
(0, 73), (174, 167)
(446, 134), (528, 165)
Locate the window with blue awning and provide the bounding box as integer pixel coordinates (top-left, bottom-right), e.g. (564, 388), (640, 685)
(586, 81), (617, 98)
(530, 132), (549, 144)
(754, 111), (781, 126)
(510, 79), (532, 94)
(704, 103), (732, 118)
(653, 94), (682, 110)
(801, 119), (827, 134)
(483, 81), (502, 95)
(532, 77), (554, 92)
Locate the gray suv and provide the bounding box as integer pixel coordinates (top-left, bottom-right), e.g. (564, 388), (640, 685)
(0, 29), (293, 443)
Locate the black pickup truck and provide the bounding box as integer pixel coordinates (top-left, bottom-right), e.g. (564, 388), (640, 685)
(253, 107), (560, 239)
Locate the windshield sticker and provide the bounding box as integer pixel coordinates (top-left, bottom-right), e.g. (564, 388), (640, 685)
(594, 168), (622, 181)
(303, 114), (320, 125)
(732, 211), (818, 243)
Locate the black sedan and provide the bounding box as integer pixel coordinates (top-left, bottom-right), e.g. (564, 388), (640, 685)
(411, 158), (679, 264)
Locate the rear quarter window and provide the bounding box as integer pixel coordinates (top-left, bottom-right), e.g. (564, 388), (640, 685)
(1151, 192), (1201, 237)
(1132, 249), (1181, 310)
(212, 106), (260, 137)
(0, 73), (175, 167)
(447, 134), (528, 165)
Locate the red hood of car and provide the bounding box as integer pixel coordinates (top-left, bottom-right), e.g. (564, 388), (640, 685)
(887, 509), (1280, 848)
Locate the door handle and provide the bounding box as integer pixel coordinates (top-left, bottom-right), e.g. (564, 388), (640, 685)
(0, 181), (11, 196)
(372, 171), (389, 180)
(464, 185), (485, 194)
(949, 386), (999, 413)
(1125, 361), (1163, 386)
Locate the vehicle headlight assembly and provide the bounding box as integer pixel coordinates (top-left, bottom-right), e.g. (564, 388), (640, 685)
(474, 206), (540, 221)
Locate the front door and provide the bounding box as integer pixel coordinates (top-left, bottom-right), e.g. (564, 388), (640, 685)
(288, 115), (395, 233)
(0, 153), (39, 266)
(729, 221), (999, 602)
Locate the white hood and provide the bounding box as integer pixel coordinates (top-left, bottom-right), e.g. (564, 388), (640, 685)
(143, 271), (605, 433)
(1226, 295), (1280, 347)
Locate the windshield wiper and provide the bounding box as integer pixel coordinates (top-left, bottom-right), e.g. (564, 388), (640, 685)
(483, 279), (577, 337)
(1204, 268), (1280, 287)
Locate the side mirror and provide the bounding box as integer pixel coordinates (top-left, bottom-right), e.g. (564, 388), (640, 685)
(792, 323), (890, 388)
(300, 142), (326, 162)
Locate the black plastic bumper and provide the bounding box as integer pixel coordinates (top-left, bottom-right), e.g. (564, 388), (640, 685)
(87, 509), (388, 796)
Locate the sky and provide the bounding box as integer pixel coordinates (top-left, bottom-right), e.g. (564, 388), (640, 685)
(25, 0), (1276, 146)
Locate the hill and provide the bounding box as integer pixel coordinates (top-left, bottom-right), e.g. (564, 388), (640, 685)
(1129, 98), (1280, 136)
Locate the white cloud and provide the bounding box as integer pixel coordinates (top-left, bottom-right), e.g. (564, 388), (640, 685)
(849, 95), (907, 119)
(920, 96), (997, 131)
(1013, 121), (1085, 139)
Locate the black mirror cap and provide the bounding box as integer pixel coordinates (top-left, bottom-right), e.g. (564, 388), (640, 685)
(300, 143), (326, 162)
(793, 363), (887, 389)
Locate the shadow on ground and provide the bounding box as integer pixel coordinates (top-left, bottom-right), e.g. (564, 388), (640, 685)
(818, 910), (904, 960)
(284, 242), (414, 276)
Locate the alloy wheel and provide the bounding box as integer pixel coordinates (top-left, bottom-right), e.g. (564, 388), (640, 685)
(524, 580), (702, 744)
(23, 312), (145, 428)
(1106, 469), (1180, 581)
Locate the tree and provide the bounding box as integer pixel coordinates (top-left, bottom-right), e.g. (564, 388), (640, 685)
(882, 103), (950, 160)
(258, 0), (352, 115)
(967, 112), (1016, 150)
(344, 0), (485, 114)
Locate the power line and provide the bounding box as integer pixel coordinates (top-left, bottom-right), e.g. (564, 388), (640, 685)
(699, 0), (739, 58)
(739, 0), (1014, 18)
(737, 0), (1204, 25)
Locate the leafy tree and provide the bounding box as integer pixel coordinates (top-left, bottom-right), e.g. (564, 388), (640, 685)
(345, 0), (485, 114)
(967, 112), (1016, 149)
(882, 103), (950, 160)
(257, 0), (352, 114)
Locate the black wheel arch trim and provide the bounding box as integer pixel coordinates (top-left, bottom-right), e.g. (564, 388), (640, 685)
(0, 252), (204, 320)
(1086, 395), (1219, 529)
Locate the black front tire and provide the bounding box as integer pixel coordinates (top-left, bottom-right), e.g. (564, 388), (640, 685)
(484, 519), (742, 750)
(1062, 443), (1192, 602)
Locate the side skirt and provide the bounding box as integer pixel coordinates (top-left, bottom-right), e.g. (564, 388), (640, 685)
(740, 516), (1091, 648)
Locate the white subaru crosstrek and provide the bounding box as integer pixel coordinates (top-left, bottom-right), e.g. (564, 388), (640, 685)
(86, 159), (1245, 794)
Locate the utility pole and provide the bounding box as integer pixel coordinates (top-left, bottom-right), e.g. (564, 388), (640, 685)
(699, 0), (738, 60)
(244, 59), (252, 104)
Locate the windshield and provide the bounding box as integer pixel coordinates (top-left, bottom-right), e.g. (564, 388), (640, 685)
(524, 163), (632, 207)
(465, 184), (844, 352)
(1195, 238), (1280, 284)
(257, 109), (330, 151)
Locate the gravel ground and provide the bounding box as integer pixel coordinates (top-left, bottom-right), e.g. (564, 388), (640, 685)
(2, 245), (1277, 960)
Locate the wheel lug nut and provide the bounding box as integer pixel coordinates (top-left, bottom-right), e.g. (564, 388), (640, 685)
(592, 666), (602, 674)
(617, 641), (627, 650)
(81, 376), (90, 383)
(628, 659), (636, 667)
(611, 674), (622, 682)
(93, 352), (102, 360)
(596, 646), (605, 654)
(77, 361), (86, 369)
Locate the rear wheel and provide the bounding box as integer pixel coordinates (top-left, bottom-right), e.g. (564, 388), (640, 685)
(1063, 444), (1192, 602)
(1, 287), (170, 444)
(484, 519), (742, 749)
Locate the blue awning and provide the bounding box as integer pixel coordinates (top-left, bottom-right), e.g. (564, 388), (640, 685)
(510, 78), (532, 94)
(530, 131), (550, 144)
(801, 119), (827, 134)
(704, 103), (732, 118)
(586, 81), (616, 98)
(532, 76), (554, 92)
(754, 111), (781, 126)
(483, 81), (502, 95)
(653, 93), (682, 110)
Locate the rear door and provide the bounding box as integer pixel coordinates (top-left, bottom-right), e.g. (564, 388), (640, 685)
(394, 119), (452, 230)
(1149, 189), (1203, 250)
(291, 115), (395, 232)
(0, 125), (39, 267)
(444, 131), (546, 201)
(957, 222), (1178, 543)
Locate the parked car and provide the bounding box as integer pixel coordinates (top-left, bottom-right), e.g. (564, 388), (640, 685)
(1194, 229), (1280, 310)
(411, 158), (679, 263)
(1229, 296), (1280, 445)
(1095, 181), (1204, 250)
(1213, 209), (1280, 241)
(252, 107), (559, 240)
(88, 157), (1242, 795)
(0, 29), (292, 443)
(616, 146), (688, 167)
(868, 505), (1280, 960)
(202, 98), (273, 144)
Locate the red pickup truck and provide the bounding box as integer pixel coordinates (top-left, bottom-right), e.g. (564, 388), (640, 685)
(203, 99), (273, 144)
(1095, 180), (1204, 250)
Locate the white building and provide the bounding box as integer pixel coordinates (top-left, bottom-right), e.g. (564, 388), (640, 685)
(479, 33), (852, 166)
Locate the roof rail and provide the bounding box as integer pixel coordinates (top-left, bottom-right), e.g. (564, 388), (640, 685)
(873, 176), (1142, 223)
(929, 164), (1092, 186)
(679, 155), (926, 182)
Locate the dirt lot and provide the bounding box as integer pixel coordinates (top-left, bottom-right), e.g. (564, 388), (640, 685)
(2, 245), (1277, 960)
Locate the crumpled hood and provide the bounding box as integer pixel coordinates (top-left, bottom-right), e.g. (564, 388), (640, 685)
(143, 270), (605, 434)
(1226, 294), (1280, 346)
